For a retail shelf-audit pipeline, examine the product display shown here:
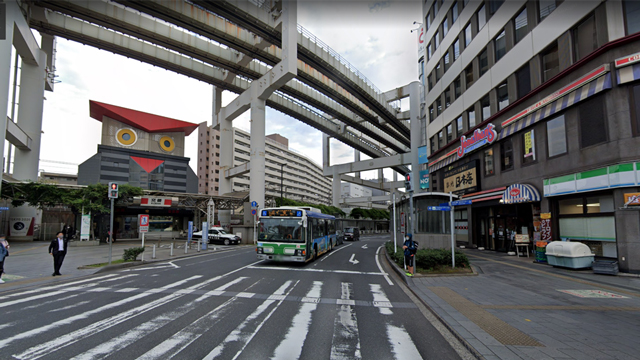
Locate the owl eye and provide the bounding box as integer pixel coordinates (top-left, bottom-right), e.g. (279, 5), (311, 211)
(116, 129), (137, 146)
(159, 136), (175, 152)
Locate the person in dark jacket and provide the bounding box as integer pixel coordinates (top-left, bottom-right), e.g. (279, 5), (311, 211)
(48, 231), (69, 276)
(402, 233), (417, 277)
(0, 236), (8, 283)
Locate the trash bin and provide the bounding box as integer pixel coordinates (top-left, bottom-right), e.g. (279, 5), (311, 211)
(592, 260), (619, 275)
(545, 241), (594, 269)
(535, 241), (548, 263)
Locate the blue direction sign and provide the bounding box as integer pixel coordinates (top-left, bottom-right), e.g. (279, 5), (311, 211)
(451, 199), (473, 206)
(251, 201), (258, 208)
(428, 206), (451, 211)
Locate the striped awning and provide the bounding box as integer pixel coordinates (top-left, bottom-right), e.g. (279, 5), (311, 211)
(499, 73), (612, 140)
(502, 184), (541, 204)
(428, 153), (458, 173)
(617, 63), (640, 85)
(461, 187), (506, 203)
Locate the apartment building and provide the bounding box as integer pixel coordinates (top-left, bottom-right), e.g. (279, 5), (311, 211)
(197, 125), (332, 204)
(418, 0), (640, 272)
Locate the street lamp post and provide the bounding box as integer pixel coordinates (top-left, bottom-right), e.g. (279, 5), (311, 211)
(280, 163), (286, 205)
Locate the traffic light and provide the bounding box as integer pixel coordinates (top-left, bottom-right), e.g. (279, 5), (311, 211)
(108, 182), (119, 199)
(404, 173), (413, 192)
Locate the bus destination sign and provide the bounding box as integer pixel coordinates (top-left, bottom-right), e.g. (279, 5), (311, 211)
(261, 209), (303, 217)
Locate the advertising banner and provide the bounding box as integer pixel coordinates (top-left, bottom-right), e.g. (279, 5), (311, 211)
(10, 217), (34, 237)
(444, 160), (479, 195)
(81, 214), (91, 241)
(418, 146), (428, 164)
(419, 170), (429, 189)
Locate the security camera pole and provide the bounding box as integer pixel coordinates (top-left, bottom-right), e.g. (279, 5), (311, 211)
(107, 182), (119, 265)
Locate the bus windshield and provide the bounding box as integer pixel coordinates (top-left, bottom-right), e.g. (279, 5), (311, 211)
(259, 218), (305, 243)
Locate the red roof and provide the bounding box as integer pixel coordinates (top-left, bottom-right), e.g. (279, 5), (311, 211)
(89, 100), (199, 135)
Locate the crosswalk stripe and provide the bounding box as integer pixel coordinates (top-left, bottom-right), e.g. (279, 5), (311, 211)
(370, 284), (393, 315)
(0, 274), (129, 300)
(48, 301), (91, 313)
(115, 287), (139, 293)
(270, 281), (323, 360)
(330, 282), (362, 360)
(8, 276), (203, 358)
(203, 280), (298, 360)
(72, 277), (249, 360)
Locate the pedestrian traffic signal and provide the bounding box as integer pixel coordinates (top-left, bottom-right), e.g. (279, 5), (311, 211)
(108, 182), (119, 199)
(405, 173), (413, 192)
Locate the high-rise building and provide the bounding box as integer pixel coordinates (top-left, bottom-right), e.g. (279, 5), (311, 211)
(420, 0), (640, 272)
(198, 126), (332, 204)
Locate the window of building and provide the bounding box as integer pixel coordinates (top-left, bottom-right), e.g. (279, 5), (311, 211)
(573, 13), (597, 61)
(435, 31), (440, 49)
(579, 96), (607, 148)
(514, 8), (528, 43)
(444, 52), (450, 72)
(452, 2), (459, 23)
(624, 0), (640, 35)
(497, 82), (509, 110)
(443, 18), (449, 36)
(522, 129), (536, 165)
(447, 123), (453, 143)
(484, 148), (494, 176)
(479, 48), (489, 77)
(427, 42), (432, 60)
(436, 97), (442, 116)
(489, 0), (504, 15)
(494, 30), (506, 62)
(542, 43), (559, 82)
(465, 64), (474, 88)
(438, 130), (444, 147)
(454, 78), (461, 99)
(467, 107), (476, 128)
(436, 63), (442, 82)
(445, 88), (451, 108)
(426, 12), (432, 30)
(453, 39), (460, 60)
(481, 95), (491, 121)
(539, 0), (558, 22)
(547, 115), (567, 157)
(430, 135), (437, 153)
(428, 73), (433, 91)
(478, 4), (487, 30)
(433, 0), (439, 16)
(465, 23), (473, 47)
(456, 116), (463, 138)
(500, 139), (514, 171)
(557, 195), (615, 257)
(516, 63), (531, 99)
(429, 104), (435, 122)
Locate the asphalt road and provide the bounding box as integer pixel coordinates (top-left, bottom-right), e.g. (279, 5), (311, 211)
(0, 235), (466, 360)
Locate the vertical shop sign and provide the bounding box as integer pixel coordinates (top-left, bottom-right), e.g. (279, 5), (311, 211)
(524, 130), (535, 160)
(540, 213), (552, 242)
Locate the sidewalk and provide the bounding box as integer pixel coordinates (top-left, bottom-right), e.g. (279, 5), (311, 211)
(0, 239), (234, 292)
(395, 248), (640, 360)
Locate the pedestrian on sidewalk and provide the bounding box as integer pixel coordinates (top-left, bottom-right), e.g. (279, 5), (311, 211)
(0, 236), (9, 284)
(48, 231), (69, 276)
(403, 233), (417, 277)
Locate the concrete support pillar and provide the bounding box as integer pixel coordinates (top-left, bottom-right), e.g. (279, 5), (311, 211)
(332, 166), (341, 207)
(249, 97), (266, 210)
(354, 150), (361, 179)
(213, 86), (231, 228)
(409, 81), (421, 192)
(378, 169), (384, 185)
(0, 5), (16, 187)
(322, 132), (330, 169)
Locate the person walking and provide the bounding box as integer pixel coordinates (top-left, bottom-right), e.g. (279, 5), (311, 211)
(49, 231), (68, 276)
(402, 233), (417, 277)
(0, 236), (9, 284)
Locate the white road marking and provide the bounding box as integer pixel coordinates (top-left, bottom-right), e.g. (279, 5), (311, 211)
(9, 276), (202, 358)
(370, 284), (393, 315)
(0, 274), (124, 300)
(203, 280), (298, 360)
(0, 290), (69, 309)
(270, 281), (323, 360)
(386, 324), (423, 359)
(247, 266), (387, 276)
(330, 282), (362, 360)
(73, 277), (249, 360)
(48, 301), (91, 313)
(320, 243), (353, 262)
(349, 254), (360, 265)
(115, 287), (139, 293)
(362, 244), (368, 249)
(376, 246), (394, 286)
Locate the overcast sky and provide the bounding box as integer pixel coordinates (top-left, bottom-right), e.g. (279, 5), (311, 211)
(11, 0), (422, 180)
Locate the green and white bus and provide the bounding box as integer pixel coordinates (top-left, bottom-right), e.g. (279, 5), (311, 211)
(256, 207), (337, 262)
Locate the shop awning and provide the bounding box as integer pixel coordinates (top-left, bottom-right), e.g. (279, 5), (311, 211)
(502, 184), (541, 204)
(499, 65), (612, 141)
(615, 52), (640, 85)
(428, 149), (458, 173)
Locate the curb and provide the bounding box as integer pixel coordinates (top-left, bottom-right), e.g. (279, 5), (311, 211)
(382, 248), (484, 360)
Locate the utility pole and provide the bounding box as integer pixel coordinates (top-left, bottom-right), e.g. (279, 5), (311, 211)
(107, 183), (119, 265)
(280, 163), (286, 204)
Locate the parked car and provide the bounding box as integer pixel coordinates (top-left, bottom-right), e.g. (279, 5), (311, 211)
(343, 227), (360, 241)
(192, 227), (241, 245)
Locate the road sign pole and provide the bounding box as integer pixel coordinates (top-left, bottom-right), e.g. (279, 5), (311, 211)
(108, 197), (114, 265)
(141, 231), (145, 262)
(392, 192), (397, 253)
(450, 192), (455, 268)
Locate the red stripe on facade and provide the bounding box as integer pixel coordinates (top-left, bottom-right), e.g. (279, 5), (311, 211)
(472, 195), (503, 203)
(141, 198), (149, 205)
(164, 199), (172, 206)
(461, 187), (507, 198)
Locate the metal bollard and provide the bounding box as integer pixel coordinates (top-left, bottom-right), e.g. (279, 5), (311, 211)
(152, 244), (156, 259)
(185, 241), (188, 254)
(170, 242), (174, 256)
(197, 239), (201, 252)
